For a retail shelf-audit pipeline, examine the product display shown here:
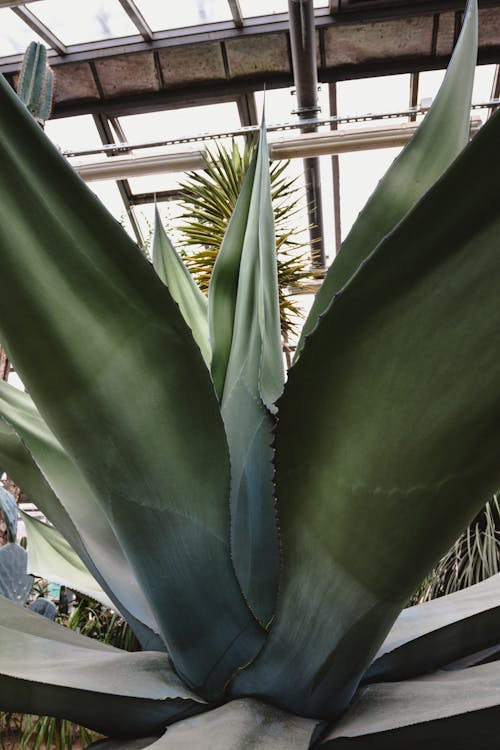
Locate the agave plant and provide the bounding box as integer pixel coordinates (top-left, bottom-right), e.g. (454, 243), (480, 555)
(1, 1), (500, 746)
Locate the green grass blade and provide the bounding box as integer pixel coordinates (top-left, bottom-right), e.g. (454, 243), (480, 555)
(296, 0), (478, 359)
(151, 208), (210, 366)
(0, 73), (264, 696)
(232, 108), (500, 717)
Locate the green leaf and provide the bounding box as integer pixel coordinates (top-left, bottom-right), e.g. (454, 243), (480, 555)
(88, 739), (161, 750)
(22, 511), (113, 609)
(208, 151), (257, 399)
(365, 572), (500, 683)
(0, 382), (163, 650)
(320, 661), (500, 749)
(0, 73), (264, 697)
(0, 594), (207, 737)
(0, 484), (18, 542)
(363, 573), (500, 682)
(151, 207), (210, 367)
(232, 107), (500, 716)
(0, 544), (33, 604)
(209, 121), (283, 624)
(295, 0), (478, 359)
(89, 699), (318, 750)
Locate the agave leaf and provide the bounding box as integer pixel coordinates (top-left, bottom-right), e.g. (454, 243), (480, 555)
(0, 595), (207, 737)
(209, 121), (283, 625)
(0, 484), (18, 542)
(22, 511), (113, 609)
(0, 73), (264, 696)
(208, 150), (257, 399)
(151, 207), (210, 366)
(88, 699), (317, 750)
(0, 544), (33, 604)
(88, 740), (162, 750)
(232, 106), (500, 716)
(364, 573), (500, 683)
(295, 0), (477, 359)
(0, 383), (163, 650)
(320, 661), (500, 749)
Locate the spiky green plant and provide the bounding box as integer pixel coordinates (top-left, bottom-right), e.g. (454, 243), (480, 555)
(1, 2), (500, 747)
(177, 141), (311, 340)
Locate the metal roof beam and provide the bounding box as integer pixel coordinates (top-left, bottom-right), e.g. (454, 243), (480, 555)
(236, 92), (259, 127)
(12, 6), (67, 55)
(116, 0), (153, 42)
(227, 0), (244, 27)
(3, 2), (500, 73)
(328, 82), (341, 256)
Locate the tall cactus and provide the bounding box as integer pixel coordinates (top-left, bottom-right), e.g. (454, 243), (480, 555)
(17, 42), (54, 128)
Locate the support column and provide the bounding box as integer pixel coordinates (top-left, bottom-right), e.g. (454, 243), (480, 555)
(288, 0), (325, 268)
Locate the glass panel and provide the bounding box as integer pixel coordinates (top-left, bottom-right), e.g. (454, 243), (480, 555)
(119, 102), (240, 145)
(0, 9), (45, 56)
(239, 0), (288, 16)
(45, 114), (102, 163)
(418, 69), (446, 105)
(87, 179), (133, 229)
(255, 87), (297, 125)
(134, 0), (231, 31)
(471, 64), (496, 124)
(26, 0), (137, 45)
(336, 74), (411, 129)
(339, 147), (401, 240)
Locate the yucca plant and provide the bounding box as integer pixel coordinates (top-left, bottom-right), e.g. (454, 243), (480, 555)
(177, 140), (311, 340)
(0, 2), (500, 747)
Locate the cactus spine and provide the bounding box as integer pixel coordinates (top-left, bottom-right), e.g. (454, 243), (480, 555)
(17, 42), (54, 128)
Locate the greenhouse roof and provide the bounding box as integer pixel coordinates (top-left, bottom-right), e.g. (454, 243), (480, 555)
(1, 0), (499, 261)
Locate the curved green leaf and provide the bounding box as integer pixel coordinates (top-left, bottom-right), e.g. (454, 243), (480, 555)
(0, 384), (164, 650)
(89, 700), (317, 750)
(152, 208), (210, 366)
(365, 573), (500, 683)
(0, 74), (263, 697)
(22, 511), (113, 609)
(232, 108), (500, 716)
(208, 152), (258, 399)
(296, 0), (478, 359)
(0, 544), (33, 604)
(0, 595), (207, 737)
(209, 121), (283, 625)
(321, 661), (500, 749)
(0, 484), (18, 542)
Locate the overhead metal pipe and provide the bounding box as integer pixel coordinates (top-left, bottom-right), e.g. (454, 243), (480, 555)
(74, 150), (207, 182)
(72, 118), (482, 182)
(288, 0), (325, 267)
